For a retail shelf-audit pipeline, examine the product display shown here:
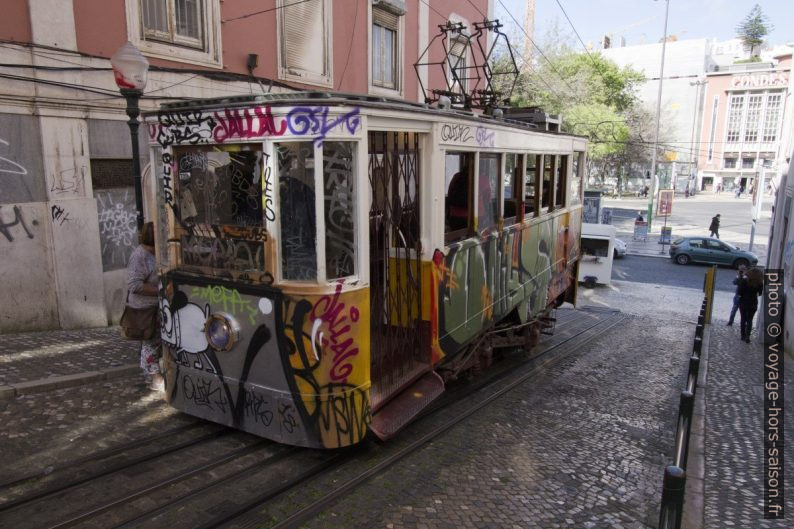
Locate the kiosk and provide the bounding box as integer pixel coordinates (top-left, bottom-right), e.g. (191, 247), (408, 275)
(578, 223), (616, 287)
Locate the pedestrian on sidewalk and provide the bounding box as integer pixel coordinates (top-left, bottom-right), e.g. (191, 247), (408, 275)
(709, 214), (720, 238)
(726, 266), (746, 326)
(734, 186), (741, 198)
(126, 222), (164, 392)
(737, 267), (763, 343)
(636, 211), (644, 222)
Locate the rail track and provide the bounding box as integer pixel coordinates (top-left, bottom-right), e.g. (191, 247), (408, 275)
(0, 307), (622, 529)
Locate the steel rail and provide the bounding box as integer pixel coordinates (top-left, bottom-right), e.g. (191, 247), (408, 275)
(0, 421), (202, 491)
(212, 310), (626, 529)
(0, 428), (230, 513)
(47, 441), (285, 529)
(270, 312), (626, 529)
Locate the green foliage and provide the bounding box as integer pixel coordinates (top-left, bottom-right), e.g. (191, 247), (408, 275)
(736, 4), (773, 57)
(734, 56), (762, 64)
(565, 104), (629, 159)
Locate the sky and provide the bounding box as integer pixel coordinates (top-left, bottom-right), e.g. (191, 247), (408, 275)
(495, 0), (792, 51)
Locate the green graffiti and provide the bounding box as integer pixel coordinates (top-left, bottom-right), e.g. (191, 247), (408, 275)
(190, 285), (259, 325)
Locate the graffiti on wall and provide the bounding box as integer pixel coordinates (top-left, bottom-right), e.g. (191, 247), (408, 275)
(0, 205), (37, 243)
(96, 189), (137, 271)
(0, 115), (47, 203)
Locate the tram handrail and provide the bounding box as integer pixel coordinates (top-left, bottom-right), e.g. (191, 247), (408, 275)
(658, 286), (710, 529)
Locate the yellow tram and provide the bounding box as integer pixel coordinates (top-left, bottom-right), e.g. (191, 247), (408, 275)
(146, 93), (586, 448)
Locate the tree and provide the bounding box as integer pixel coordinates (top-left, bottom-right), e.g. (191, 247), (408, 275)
(736, 4), (773, 58)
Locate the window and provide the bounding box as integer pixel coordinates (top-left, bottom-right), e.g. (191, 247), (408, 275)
(723, 158), (737, 169)
(447, 35), (468, 93)
(524, 154), (540, 216)
(372, 6), (401, 91)
(541, 155), (554, 210)
(726, 94), (744, 143)
(278, 0), (332, 86)
(323, 142), (356, 279)
(478, 154), (500, 233)
(554, 155), (568, 208)
(742, 157), (755, 169)
(743, 94), (763, 142)
(277, 142), (317, 280)
(763, 93), (782, 142)
(174, 145), (268, 274)
(707, 96), (719, 161)
(141, 0), (203, 48)
(581, 238), (609, 258)
(444, 152), (473, 242)
(688, 239), (704, 248)
(126, 0), (221, 68)
(569, 152), (583, 206)
(503, 153), (521, 223)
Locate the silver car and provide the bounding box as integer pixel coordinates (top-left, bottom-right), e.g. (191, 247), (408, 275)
(613, 238), (627, 258)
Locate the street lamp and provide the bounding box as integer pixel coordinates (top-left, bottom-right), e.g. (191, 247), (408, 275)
(647, 0), (670, 231)
(111, 42), (149, 230)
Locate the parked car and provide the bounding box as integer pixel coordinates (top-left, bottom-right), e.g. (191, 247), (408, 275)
(613, 237), (627, 258)
(669, 237), (758, 268)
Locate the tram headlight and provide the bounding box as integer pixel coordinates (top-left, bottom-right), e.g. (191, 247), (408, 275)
(205, 313), (240, 351)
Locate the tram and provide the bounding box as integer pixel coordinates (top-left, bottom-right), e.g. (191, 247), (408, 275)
(146, 92), (586, 449)
(766, 154), (793, 359)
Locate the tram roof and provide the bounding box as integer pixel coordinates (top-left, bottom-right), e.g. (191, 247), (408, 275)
(149, 90), (584, 139)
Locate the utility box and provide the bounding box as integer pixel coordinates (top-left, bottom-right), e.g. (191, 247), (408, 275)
(578, 223), (616, 286)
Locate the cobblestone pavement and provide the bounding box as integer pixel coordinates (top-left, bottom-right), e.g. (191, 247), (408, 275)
(274, 313), (690, 529)
(0, 327), (138, 385)
(0, 374), (184, 484)
(703, 324), (793, 528)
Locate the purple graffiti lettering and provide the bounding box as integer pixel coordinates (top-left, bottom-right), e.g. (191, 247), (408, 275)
(286, 107), (361, 147)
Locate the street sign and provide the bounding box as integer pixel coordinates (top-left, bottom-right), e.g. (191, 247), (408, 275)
(657, 189), (674, 217)
(659, 226), (672, 245)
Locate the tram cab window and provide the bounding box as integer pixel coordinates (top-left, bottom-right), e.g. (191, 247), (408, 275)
(541, 155), (554, 211)
(445, 152), (473, 243)
(478, 153), (500, 234)
(524, 154), (540, 216)
(555, 155), (568, 208)
(570, 152), (583, 206)
(503, 153), (520, 224)
(277, 142), (318, 280)
(174, 145), (268, 275)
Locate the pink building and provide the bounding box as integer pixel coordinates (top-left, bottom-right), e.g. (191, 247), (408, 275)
(0, 0), (492, 331)
(697, 53), (792, 193)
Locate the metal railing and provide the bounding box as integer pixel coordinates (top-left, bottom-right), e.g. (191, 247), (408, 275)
(658, 266), (715, 529)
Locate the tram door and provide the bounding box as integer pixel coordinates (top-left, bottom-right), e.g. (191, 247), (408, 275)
(368, 131), (427, 410)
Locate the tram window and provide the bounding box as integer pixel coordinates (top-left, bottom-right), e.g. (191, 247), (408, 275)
(323, 141), (356, 279)
(175, 147), (265, 228)
(478, 153), (500, 233)
(570, 152), (583, 206)
(541, 155), (554, 210)
(277, 142), (318, 281)
(504, 153), (520, 224)
(524, 154), (539, 216)
(555, 155), (568, 208)
(445, 152), (473, 243)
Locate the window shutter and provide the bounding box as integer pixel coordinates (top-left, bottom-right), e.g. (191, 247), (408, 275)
(282, 0), (326, 76)
(373, 7), (399, 30)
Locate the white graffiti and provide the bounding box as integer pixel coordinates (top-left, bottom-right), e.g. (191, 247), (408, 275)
(160, 295), (210, 354)
(97, 190), (138, 270)
(0, 138), (27, 176)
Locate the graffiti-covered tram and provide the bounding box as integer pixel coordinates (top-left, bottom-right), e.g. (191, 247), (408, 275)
(147, 93), (586, 449)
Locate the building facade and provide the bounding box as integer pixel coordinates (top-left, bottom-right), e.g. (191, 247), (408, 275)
(696, 54), (793, 193)
(0, 0), (492, 332)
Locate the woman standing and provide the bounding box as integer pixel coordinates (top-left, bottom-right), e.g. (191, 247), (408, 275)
(126, 222), (163, 391)
(737, 267), (764, 343)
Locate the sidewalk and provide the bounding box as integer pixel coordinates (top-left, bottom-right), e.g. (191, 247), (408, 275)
(0, 327), (140, 400)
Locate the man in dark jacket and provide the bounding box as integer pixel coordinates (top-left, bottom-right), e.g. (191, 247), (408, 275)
(709, 214), (720, 238)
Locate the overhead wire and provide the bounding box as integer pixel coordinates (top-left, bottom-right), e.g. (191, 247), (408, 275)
(222, 0), (316, 23)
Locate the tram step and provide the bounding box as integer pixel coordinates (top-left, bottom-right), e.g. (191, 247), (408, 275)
(369, 371), (445, 441)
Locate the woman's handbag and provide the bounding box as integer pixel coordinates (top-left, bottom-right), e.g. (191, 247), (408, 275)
(120, 301), (159, 340)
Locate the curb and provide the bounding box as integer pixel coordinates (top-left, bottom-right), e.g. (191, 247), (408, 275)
(0, 364), (139, 401)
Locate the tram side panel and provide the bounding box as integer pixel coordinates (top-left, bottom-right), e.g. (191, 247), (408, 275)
(431, 209), (580, 360)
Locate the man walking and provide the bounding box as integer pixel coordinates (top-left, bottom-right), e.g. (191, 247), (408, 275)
(709, 214), (720, 238)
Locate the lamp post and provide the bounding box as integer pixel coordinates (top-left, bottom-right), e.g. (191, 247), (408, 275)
(111, 42), (149, 230)
(647, 0), (670, 231)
